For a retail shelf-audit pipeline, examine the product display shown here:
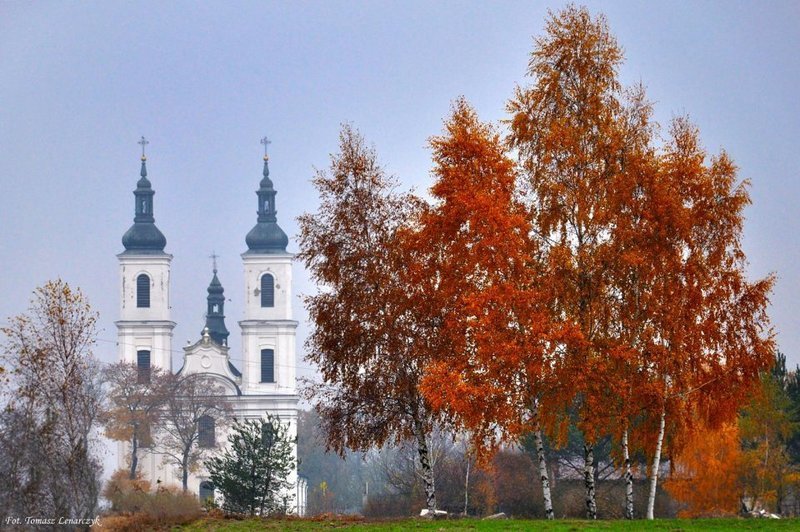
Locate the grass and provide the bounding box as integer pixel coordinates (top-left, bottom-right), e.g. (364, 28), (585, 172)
(174, 516), (800, 531)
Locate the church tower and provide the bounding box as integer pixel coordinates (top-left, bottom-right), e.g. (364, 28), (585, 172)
(202, 259), (231, 347)
(116, 139), (175, 374)
(239, 144), (297, 395)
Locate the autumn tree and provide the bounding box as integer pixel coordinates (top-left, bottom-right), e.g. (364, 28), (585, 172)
(155, 372), (230, 491)
(507, 6), (630, 518)
(664, 422), (742, 517)
(102, 361), (170, 480)
(405, 98), (559, 518)
(633, 117), (775, 519)
(0, 280), (104, 521)
(298, 125), (443, 513)
(508, 5), (774, 519)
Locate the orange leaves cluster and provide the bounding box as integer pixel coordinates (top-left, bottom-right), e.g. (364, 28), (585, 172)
(298, 125), (441, 456)
(404, 98), (555, 452)
(505, 5), (774, 462)
(664, 422), (742, 517)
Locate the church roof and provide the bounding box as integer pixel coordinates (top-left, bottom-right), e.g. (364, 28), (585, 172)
(245, 156), (289, 254)
(121, 155), (167, 254)
(203, 267), (230, 346)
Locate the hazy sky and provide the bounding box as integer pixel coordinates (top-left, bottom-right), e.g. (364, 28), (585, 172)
(2, 0), (799, 383)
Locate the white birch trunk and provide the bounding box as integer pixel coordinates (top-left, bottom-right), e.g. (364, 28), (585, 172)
(646, 407), (666, 519)
(531, 402), (554, 519)
(623, 427), (634, 519)
(584, 443), (597, 519)
(414, 421), (437, 513)
(463, 451), (470, 515)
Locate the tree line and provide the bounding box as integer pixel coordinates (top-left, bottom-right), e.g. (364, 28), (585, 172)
(298, 5), (774, 520)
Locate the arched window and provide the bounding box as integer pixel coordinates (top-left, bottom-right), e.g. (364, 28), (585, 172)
(198, 415), (215, 448)
(199, 481), (215, 502)
(137, 350), (151, 384)
(260, 349), (274, 383)
(136, 274), (150, 308)
(260, 274), (274, 308)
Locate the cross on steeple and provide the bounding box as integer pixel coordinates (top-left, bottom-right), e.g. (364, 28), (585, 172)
(260, 136), (272, 160)
(138, 136), (149, 160)
(209, 251), (219, 273)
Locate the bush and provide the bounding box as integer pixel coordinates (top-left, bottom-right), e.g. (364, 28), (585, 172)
(98, 469), (202, 530)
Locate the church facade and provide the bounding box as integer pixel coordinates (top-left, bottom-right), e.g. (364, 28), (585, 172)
(116, 145), (305, 513)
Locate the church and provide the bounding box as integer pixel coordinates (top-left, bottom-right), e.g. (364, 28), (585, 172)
(115, 139), (305, 513)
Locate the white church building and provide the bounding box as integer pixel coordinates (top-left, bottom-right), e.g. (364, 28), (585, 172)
(115, 143), (306, 514)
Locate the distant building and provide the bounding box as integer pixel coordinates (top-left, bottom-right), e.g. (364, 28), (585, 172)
(116, 144), (304, 513)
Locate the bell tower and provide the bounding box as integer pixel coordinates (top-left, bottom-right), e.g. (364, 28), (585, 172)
(116, 138), (175, 372)
(239, 139), (297, 394)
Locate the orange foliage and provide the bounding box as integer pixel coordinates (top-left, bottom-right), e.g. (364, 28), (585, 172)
(405, 98), (556, 453)
(665, 422), (742, 517)
(298, 126), (442, 510)
(507, 5), (774, 518)
(298, 125), (432, 454)
(509, 4), (775, 456)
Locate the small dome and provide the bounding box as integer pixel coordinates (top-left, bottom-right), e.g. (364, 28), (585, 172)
(122, 223), (167, 252)
(245, 222), (289, 254)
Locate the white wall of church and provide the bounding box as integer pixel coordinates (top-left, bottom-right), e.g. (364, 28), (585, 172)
(242, 253), (294, 320)
(118, 254), (173, 320)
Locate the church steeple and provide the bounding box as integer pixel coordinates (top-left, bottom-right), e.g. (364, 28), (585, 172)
(203, 255), (230, 346)
(245, 138), (289, 254)
(122, 137), (167, 253)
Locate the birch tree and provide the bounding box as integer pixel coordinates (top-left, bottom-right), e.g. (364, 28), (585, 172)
(406, 98), (559, 518)
(508, 6), (628, 518)
(638, 117), (775, 519)
(298, 125), (442, 513)
(508, 6), (774, 519)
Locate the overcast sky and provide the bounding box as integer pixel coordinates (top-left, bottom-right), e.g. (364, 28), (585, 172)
(1, 0), (798, 383)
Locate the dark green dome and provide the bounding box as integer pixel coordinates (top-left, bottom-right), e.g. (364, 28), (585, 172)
(122, 223), (167, 252)
(245, 157), (288, 254)
(245, 221), (289, 253)
(122, 159), (167, 254)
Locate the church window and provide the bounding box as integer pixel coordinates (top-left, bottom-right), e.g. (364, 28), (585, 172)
(198, 415), (215, 448)
(136, 274), (151, 308)
(260, 274), (274, 307)
(199, 481), (215, 502)
(137, 350), (151, 384)
(261, 349), (275, 383)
